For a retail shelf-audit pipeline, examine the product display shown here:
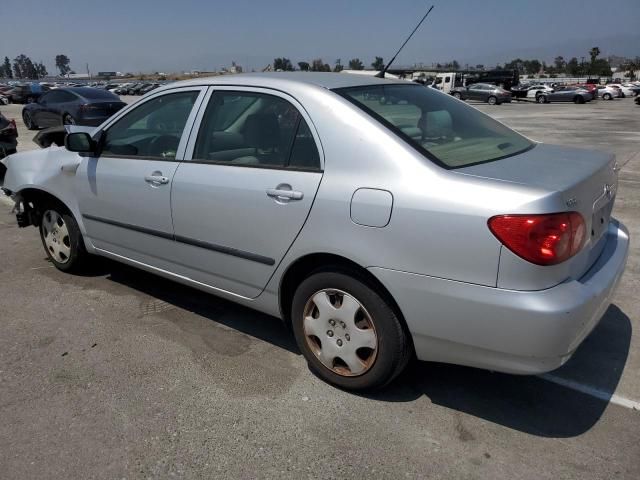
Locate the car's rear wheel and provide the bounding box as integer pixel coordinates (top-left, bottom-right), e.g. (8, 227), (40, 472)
(603, 93), (612, 100)
(452, 92), (462, 99)
(63, 114), (76, 125)
(39, 205), (89, 272)
(487, 95), (498, 105)
(291, 270), (411, 391)
(537, 95), (547, 104)
(22, 111), (37, 130)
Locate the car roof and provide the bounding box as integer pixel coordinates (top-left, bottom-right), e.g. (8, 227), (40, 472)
(160, 72), (407, 92)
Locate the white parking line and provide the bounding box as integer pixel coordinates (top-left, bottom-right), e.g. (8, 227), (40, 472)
(540, 373), (640, 410)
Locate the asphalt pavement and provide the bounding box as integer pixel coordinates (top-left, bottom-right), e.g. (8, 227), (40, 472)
(0, 96), (639, 479)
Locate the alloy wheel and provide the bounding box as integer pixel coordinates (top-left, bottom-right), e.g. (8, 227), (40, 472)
(42, 210), (71, 264)
(302, 289), (378, 377)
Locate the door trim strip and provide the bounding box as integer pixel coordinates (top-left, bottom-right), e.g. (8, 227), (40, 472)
(82, 214), (275, 266)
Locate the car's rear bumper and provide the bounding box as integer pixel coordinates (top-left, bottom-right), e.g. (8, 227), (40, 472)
(369, 219), (629, 374)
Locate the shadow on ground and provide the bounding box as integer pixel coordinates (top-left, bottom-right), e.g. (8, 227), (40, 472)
(83, 258), (632, 438)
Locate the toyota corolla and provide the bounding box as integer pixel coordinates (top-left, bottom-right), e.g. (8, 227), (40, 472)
(1, 73), (629, 390)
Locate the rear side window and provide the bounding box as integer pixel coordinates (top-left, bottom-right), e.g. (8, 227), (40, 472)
(335, 84), (533, 169)
(193, 91), (321, 170)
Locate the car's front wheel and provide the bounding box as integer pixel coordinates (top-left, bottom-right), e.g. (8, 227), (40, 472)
(452, 92), (462, 99)
(603, 93), (612, 100)
(291, 270), (411, 391)
(39, 205), (89, 272)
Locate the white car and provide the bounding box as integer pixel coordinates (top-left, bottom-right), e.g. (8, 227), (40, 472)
(607, 83), (639, 97)
(526, 84), (554, 99)
(597, 86), (621, 100)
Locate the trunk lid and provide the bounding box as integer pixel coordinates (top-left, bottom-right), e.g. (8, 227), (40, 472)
(456, 143), (618, 284)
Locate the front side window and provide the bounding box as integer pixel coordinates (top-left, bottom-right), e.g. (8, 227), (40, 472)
(193, 91), (320, 170)
(101, 91), (198, 160)
(335, 84), (533, 169)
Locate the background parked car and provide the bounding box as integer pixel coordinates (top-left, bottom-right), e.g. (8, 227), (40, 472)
(526, 84), (554, 99)
(596, 85), (621, 100)
(450, 83), (512, 104)
(635, 95), (640, 106)
(21, 87), (126, 129)
(139, 83), (161, 95)
(536, 87), (593, 104)
(607, 83), (640, 97)
(5, 83), (50, 104)
(0, 111), (18, 181)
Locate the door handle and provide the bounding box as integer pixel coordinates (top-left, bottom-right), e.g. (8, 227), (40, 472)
(144, 173), (169, 185)
(266, 188), (304, 201)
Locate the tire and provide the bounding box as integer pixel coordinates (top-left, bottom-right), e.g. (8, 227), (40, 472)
(22, 111), (37, 130)
(452, 92), (462, 99)
(574, 96), (585, 104)
(603, 93), (612, 100)
(63, 114), (76, 125)
(39, 203), (90, 273)
(487, 96), (497, 105)
(291, 269), (412, 391)
(537, 95), (547, 104)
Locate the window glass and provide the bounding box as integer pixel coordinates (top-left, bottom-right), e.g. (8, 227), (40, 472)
(288, 119), (321, 170)
(101, 91), (198, 160)
(335, 84), (533, 169)
(193, 91), (309, 168)
(42, 91), (68, 103)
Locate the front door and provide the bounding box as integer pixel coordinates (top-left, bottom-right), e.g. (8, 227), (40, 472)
(75, 88), (205, 266)
(170, 88), (324, 298)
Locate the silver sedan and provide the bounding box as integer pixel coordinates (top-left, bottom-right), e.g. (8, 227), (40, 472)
(1, 73), (629, 391)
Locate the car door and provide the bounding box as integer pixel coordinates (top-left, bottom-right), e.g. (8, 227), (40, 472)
(33, 91), (57, 127)
(170, 88), (324, 298)
(467, 85), (482, 101)
(75, 87), (206, 267)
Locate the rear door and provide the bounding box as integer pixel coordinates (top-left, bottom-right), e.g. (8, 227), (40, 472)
(171, 87), (324, 298)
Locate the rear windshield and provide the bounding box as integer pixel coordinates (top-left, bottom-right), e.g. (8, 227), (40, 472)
(335, 84), (533, 169)
(74, 88), (119, 100)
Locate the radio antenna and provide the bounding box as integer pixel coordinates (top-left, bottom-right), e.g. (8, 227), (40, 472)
(376, 5), (435, 78)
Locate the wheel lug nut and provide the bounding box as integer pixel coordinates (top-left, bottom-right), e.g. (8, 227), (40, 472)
(345, 334), (350, 341)
(329, 319), (335, 326)
(340, 321), (346, 328)
(337, 339), (343, 347)
(327, 330), (334, 337)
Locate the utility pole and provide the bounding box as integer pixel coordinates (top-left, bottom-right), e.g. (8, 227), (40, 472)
(86, 63), (91, 80)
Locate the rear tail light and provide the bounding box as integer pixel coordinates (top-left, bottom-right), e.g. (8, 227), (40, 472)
(488, 212), (586, 266)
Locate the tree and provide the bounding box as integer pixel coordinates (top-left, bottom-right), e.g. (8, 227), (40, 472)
(503, 58), (525, 73)
(567, 57), (580, 75)
(451, 60), (460, 70)
(371, 56), (384, 70)
(12, 59), (21, 79)
(55, 54), (71, 76)
(475, 64), (484, 70)
(297, 61), (310, 71)
(553, 56), (566, 72)
(348, 58), (364, 70)
(273, 57), (293, 71)
(2, 57), (12, 78)
(311, 59), (325, 71)
(333, 59), (343, 72)
(35, 62), (48, 78)
(523, 59), (541, 75)
(589, 47), (600, 64)
(620, 57), (640, 80)
(13, 54), (37, 79)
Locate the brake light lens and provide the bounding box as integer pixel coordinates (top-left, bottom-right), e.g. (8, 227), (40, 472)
(488, 212), (586, 265)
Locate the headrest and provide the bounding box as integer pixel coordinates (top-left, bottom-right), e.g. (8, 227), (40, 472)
(244, 113), (280, 149)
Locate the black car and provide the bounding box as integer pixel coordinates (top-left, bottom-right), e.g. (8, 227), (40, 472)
(22, 87), (126, 129)
(6, 83), (50, 104)
(635, 95), (640, 106)
(0, 112), (18, 182)
(139, 83), (160, 95)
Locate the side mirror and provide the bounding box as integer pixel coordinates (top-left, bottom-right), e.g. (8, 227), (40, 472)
(65, 132), (97, 154)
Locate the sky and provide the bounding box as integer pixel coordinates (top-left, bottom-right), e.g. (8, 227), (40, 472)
(1, 0), (639, 74)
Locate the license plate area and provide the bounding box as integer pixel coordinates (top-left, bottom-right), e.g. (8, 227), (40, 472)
(591, 195), (614, 242)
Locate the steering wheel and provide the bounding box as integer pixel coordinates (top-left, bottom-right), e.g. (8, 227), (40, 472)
(147, 134), (179, 158)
